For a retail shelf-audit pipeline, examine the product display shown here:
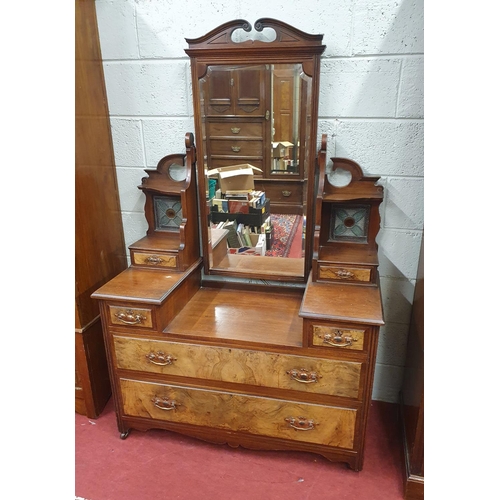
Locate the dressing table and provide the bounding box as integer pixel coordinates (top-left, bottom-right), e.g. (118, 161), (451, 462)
(92, 19), (384, 471)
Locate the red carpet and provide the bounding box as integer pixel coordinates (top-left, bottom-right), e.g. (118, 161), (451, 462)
(266, 214), (302, 258)
(75, 399), (405, 499)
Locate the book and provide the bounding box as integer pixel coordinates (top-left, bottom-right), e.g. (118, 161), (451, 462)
(223, 220), (240, 248)
(228, 200), (249, 214)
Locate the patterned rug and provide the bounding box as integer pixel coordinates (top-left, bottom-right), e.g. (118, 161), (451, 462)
(265, 214), (302, 258)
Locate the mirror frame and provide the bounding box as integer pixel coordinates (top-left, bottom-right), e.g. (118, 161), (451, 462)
(185, 18), (325, 283)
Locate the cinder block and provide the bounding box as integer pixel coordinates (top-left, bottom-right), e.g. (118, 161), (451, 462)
(334, 120), (424, 177)
(372, 363), (405, 403)
(378, 229), (423, 281)
(352, 0), (424, 55)
(115, 167), (146, 213)
(142, 118), (196, 167)
(378, 275), (416, 325)
(95, 0), (139, 60)
(398, 57), (424, 118)
(121, 212), (148, 250)
(377, 322), (410, 366)
(103, 61), (189, 116)
(384, 177), (424, 230)
(319, 58), (401, 117)
(109, 118), (144, 167)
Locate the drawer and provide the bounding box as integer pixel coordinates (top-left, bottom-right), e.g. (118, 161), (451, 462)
(210, 139), (263, 156)
(131, 251), (178, 269)
(113, 337), (362, 399)
(120, 378), (357, 449)
(318, 265), (372, 283)
(208, 121), (263, 138)
(256, 181), (303, 204)
(308, 323), (367, 352)
(108, 305), (154, 329)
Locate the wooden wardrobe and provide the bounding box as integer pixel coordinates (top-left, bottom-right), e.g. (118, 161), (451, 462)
(75, 0), (128, 418)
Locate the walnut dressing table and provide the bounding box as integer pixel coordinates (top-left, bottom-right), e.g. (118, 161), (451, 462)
(92, 19), (384, 471)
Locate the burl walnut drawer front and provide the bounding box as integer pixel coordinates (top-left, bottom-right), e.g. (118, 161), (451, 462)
(108, 306), (154, 329)
(318, 265), (372, 283)
(113, 337), (362, 399)
(310, 325), (367, 352)
(132, 251), (178, 269)
(120, 378), (357, 449)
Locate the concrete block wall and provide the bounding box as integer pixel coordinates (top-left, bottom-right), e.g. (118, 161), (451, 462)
(95, 0), (424, 403)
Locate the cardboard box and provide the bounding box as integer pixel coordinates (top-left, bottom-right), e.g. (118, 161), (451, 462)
(272, 141), (294, 158)
(207, 164), (262, 194)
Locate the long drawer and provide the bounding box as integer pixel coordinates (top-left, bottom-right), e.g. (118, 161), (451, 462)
(113, 336), (362, 399)
(120, 378), (357, 449)
(207, 121), (263, 138)
(210, 139), (263, 156)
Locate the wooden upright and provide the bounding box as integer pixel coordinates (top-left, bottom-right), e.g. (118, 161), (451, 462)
(75, 0), (128, 418)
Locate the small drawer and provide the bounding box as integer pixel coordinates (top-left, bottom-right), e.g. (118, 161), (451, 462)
(318, 265), (372, 283)
(120, 378), (358, 449)
(308, 324), (367, 352)
(258, 181), (303, 204)
(210, 139), (263, 156)
(113, 336), (363, 399)
(208, 121), (263, 138)
(131, 251), (178, 269)
(108, 305), (153, 329)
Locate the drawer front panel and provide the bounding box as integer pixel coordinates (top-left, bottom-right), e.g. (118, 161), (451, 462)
(210, 139), (263, 156)
(114, 337), (362, 399)
(257, 181), (303, 204)
(132, 252), (178, 269)
(120, 378), (357, 449)
(108, 306), (153, 329)
(311, 325), (366, 352)
(208, 122), (263, 138)
(318, 265), (372, 283)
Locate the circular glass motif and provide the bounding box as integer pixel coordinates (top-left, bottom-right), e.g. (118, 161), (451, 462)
(330, 205), (369, 242)
(153, 196), (183, 229)
(168, 163), (187, 182)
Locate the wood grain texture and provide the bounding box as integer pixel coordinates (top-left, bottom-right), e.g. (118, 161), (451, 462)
(109, 305), (153, 329)
(120, 378), (357, 449)
(164, 286), (303, 347)
(132, 252), (178, 268)
(300, 274), (384, 326)
(318, 265), (372, 282)
(114, 336), (362, 399)
(75, 0), (127, 417)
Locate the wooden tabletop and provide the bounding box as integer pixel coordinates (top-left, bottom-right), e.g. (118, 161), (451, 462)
(91, 260), (202, 305)
(300, 275), (384, 325)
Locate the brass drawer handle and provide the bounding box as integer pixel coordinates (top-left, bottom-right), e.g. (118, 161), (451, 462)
(151, 396), (179, 411)
(281, 190), (291, 197)
(231, 146), (241, 152)
(334, 269), (354, 279)
(323, 332), (358, 348)
(114, 310), (147, 325)
(231, 127), (241, 134)
(145, 255), (164, 264)
(286, 368), (321, 384)
(285, 416), (318, 431)
(145, 351), (177, 366)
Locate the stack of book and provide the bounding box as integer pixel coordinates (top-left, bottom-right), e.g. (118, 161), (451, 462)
(213, 217), (271, 256)
(211, 190), (266, 214)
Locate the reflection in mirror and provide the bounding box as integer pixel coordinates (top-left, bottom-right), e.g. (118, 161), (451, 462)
(198, 63), (313, 279)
